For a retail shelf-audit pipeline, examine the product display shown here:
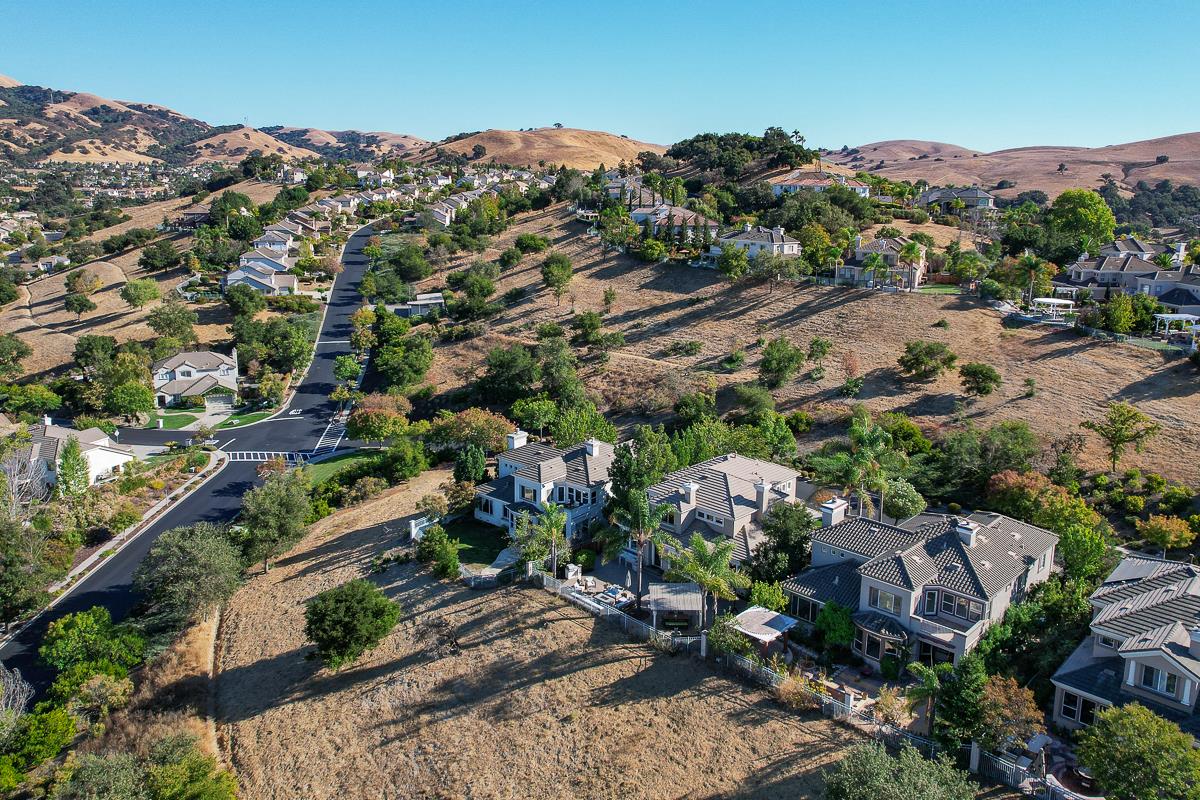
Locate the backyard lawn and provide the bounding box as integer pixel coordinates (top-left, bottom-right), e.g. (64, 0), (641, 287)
(144, 412), (198, 430)
(306, 450), (380, 484)
(918, 284), (961, 295)
(443, 517), (510, 567)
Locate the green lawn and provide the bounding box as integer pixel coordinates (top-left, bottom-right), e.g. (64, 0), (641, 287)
(918, 284), (961, 295)
(218, 410), (274, 429)
(306, 450), (379, 484)
(144, 412), (198, 430)
(443, 518), (510, 568)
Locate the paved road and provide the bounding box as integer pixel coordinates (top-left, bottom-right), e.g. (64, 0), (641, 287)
(0, 224), (378, 691)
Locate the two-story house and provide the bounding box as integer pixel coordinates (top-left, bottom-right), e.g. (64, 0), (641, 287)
(1051, 555), (1200, 735)
(783, 500), (1058, 667)
(18, 422), (135, 494)
(473, 431), (614, 539)
(251, 230), (294, 254)
(917, 186), (997, 215)
(151, 351), (239, 409)
(840, 236), (928, 288)
(633, 454), (803, 570)
(768, 170), (871, 198)
(710, 224), (803, 259)
(629, 204), (720, 241)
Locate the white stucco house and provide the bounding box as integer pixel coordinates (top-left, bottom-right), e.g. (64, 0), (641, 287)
(152, 351), (239, 409)
(710, 224), (802, 259)
(19, 422), (135, 492)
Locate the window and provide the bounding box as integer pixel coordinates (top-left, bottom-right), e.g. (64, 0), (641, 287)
(869, 587), (902, 616)
(1097, 636), (1118, 650)
(477, 498), (493, 516)
(789, 596), (819, 624)
(940, 593), (983, 622)
(1141, 665), (1159, 690)
(1061, 692), (1078, 720)
(924, 590), (938, 615)
(521, 486), (537, 502)
(180, 370), (192, 378)
(1166, 673), (1179, 696)
(1061, 692), (1100, 726)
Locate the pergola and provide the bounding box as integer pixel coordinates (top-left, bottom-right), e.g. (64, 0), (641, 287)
(1153, 312), (1200, 335)
(1032, 297), (1075, 320)
(646, 582), (704, 631)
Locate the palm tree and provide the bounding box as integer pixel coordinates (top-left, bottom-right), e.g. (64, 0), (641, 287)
(1017, 251), (1045, 305)
(949, 197), (966, 216)
(824, 244), (844, 283)
(862, 252), (887, 288)
(809, 409), (906, 518)
(836, 226), (857, 261)
(898, 241), (923, 288)
(906, 661), (954, 735)
(615, 492), (672, 612)
(657, 531), (750, 626)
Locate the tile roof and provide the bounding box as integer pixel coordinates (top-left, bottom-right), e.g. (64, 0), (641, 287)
(1092, 574), (1200, 639)
(859, 236), (926, 257)
(152, 351), (235, 372)
(499, 440), (614, 487)
(1100, 238), (1167, 256)
(648, 454), (800, 520)
(782, 560), (862, 609)
(718, 225), (800, 245)
(811, 517), (926, 559)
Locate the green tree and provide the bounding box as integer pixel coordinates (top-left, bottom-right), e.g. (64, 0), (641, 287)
(716, 246), (749, 282)
(615, 493), (672, 612)
(897, 341), (957, 380)
(453, 444), (486, 483)
(304, 579), (400, 669)
(119, 279), (160, 309)
(933, 653), (986, 747)
(806, 336), (833, 371)
(882, 477), (926, 519)
(478, 345), (541, 405)
(137, 240), (182, 272)
(1104, 293), (1135, 334)
(906, 662), (954, 736)
(105, 381), (155, 420)
(1081, 401), (1161, 472)
(659, 531), (750, 625)
(55, 436), (90, 500)
(549, 401), (615, 447)
(510, 505), (570, 571)
(814, 601), (854, 649)
(224, 283), (267, 317)
(0, 384), (61, 415)
(237, 469), (312, 571)
(540, 252), (573, 304)
(958, 362), (1002, 397)
(64, 293), (97, 320)
(1077, 704), (1200, 800)
(1138, 514), (1195, 553)
(1047, 189), (1117, 253)
(759, 336), (805, 388)
(39, 606), (144, 673)
(147, 299), (198, 344)
(332, 354), (361, 384)
(510, 395), (558, 437)
(133, 523), (243, 626)
(746, 501), (819, 582)
(748, 581), (787, 612)
(0, 335), (32, 381)
(822, 743), (975, 800)
(976, 674), (1044, 753)
(72, 335), (117, 373)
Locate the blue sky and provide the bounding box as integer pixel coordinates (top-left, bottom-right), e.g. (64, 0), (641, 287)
(4, 0), (1198, 152)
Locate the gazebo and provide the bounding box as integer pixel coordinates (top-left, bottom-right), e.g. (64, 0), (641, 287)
(646, 582), (704, 632)
(1032, 297), (1075, 320)
(1153, 312), (1199, 336)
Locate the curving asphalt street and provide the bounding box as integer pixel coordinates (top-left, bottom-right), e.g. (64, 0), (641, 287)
(0, 224), (377, 691)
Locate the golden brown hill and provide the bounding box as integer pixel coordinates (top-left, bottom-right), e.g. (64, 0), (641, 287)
(432, 127), (664, 170)
(829, 133), (1200, 198)
(188, 126), (320, 163)
(264, 126), (428, 160)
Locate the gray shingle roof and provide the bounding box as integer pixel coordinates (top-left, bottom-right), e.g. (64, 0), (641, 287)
(718, 225), (799, 245)
(811, 517), (926, 559)
(782, 560), (861, 609)
(500, 440), (614, 487)
(1092, 575), (1200, 639)
(152, 351), (235, 372)
(648, 454), (799, 520)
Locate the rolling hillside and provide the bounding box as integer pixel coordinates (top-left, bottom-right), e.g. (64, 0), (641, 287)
(429, 127), (664, 169)
(262, 126), (427, 161)
(188, 126), (319, 163)
(829, 133), (1200, 198)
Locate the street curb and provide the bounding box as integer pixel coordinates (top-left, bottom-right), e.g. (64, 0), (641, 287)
(0, 452), (230, 649)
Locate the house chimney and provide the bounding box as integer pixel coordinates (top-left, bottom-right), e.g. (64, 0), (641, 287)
(956, 517), (980, 547)
(772, 226), (785, 237)
(755, 479), (770, 515)
(584, 438), (599, 457)
(1175, 242), (1187, 265)
(682, 481), (699, 505)
(1077, 252), (1087, 263)
(43, 415), (52, 427)
(820, 497), (848, 527)
(506, 429), (528, 450)
(743, 222), (752, 232)
(854, 234), (863, 251)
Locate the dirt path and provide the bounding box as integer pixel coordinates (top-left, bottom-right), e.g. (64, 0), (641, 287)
(215, 470), (864, 800)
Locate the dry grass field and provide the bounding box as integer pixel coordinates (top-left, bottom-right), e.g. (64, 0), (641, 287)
(215, 469), (1023, 800)
(0, 179), (284, 378)
(432, 127), (664, 170)
(417, 204), (1200, 484)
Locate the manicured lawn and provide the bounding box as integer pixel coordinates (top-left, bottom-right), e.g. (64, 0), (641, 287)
(306, 450), (379, 484)
(218, 410), (274, 429)
(918, 284), (961, 295)
(443, 518), (510, 568)
(144, 412), (198, 430)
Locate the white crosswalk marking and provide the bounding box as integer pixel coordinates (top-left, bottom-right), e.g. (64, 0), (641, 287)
(311, 417), (346, 456)
(224, 451), (307, 464)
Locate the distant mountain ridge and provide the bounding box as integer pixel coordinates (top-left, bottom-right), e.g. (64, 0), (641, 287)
(828, 134), (1200, 198)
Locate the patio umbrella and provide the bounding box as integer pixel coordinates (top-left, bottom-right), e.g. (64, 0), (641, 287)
(625, 569), (632, 589)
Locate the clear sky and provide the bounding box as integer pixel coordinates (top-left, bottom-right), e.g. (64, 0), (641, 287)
(4, 0), (1198, 152)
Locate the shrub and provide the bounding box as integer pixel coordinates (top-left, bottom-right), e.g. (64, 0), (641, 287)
(7, 707), (74, 772)
(107, 503), (141, 533)
(1124, 494), (1146, 514)
(933, 318), (949, 329)
(535, 322), (565, 339)
(721, 350), (746, 371)
(840, 376), (864, 397)
(303, 579), (401, 669)
(637, 239), (666, 262)
(498, 247), (522, 268)
(514, 233), (549, 254)
(1160, 484), (1194, 514)
(775, 674), (826, 711)
(897, 340), (957, 380)
(785, 410), (814, 435)
(573, 550), (596, 571)
(347, 475), (388, 504)
(666, 340), (702, 357)
(502, 286), (527, 304)
(265, 294), (320, 313)
(1145, 473), (1167, 494)
(415, 525), (448, 563)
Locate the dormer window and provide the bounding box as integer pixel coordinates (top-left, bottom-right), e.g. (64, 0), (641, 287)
(1097, 635), (1118, 649)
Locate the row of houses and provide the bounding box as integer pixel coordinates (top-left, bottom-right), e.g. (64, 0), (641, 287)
(1054, 238), (1200, 315)
(426, 169), (555, 227)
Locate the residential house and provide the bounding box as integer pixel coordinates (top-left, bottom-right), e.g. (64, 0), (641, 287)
(768, 170), (871, 198)
(1098, 237), (1173, 261)
(223, 264), (298, 296)
(251, 230), (294, 254)
(917, 186), (997, 214)
(19, 422), (135, 491)
(174, 204), (210, 228)
(387, 292), (446, 319)
(629, 204), (719, 240)
(238, 248), (296, 274)
(711, 224), (802, 259)
(1051, 555), (1200, 735)
(356, 168), (395, 188)
(151, 350), (239, 409)
(473, 431), (615, 539)
(783, 501), (1058, 666)
(839, 236), (928, 288)
(631, 454), (804, 571)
